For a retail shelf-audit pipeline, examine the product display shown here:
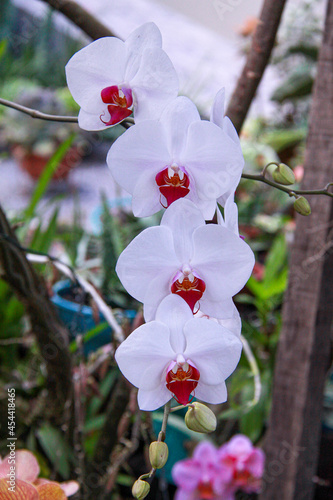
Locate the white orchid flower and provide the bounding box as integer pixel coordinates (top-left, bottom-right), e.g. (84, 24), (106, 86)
(107, 96), (244, 219)
(116, 199), (254, 321)
(65, 23), (178, 130)
(115, 294), (242, 410)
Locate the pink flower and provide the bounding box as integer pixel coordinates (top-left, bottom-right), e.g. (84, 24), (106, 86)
(0, 449), (79, 499)
(172, 442), (232, 500)
(172, 437), (265, 500)
(218, 435), (265, 495)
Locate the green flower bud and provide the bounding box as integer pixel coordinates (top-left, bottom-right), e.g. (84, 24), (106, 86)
(294, 196), (311, 216)
(132, 479), (150, 500)
(185, 402), (217, 433)
(272, 164), (296, 185)
(149, 441), (169, 469)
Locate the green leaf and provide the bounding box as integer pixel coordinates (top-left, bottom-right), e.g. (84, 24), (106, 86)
(84, 414), (106, 433)
(271, 65), (314, 103)
(37, 423), (74, 479)
(25, 134), (75, 218)
(69, 321), (109, 353)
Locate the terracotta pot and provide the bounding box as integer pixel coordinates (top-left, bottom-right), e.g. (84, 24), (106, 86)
(12, 145), (82, 181)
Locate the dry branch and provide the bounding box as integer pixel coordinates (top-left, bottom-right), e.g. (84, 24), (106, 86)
(41, 0), (115, 40)
(226, 0), (287, 133)
(0, 205), (73, 425)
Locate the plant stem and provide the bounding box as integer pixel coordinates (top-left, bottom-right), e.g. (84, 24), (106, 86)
(0, 98), (134, 127)
(241, 173), (333, 198)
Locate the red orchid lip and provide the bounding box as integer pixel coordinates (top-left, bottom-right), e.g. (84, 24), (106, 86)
(100, 85), (133, 125)
(171, 272), (206, 313)
(155, 166), (190, 207)
(166, 362), (200, 405)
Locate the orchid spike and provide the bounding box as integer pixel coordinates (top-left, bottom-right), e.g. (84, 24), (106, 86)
(66, 23), (178, 130)
(115, 294), (242, 410)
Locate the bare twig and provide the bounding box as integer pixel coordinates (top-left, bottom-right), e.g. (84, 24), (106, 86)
(0, 97), (134, 128)
(0, 98), (78, 122)
(226, 0), (287, 133)
(241, 173), (333, 199)
(41, 0), (116, 40)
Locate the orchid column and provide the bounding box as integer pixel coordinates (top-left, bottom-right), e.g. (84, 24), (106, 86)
(66, 21), (255, 496)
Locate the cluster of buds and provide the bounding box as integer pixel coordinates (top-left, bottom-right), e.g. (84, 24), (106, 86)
(270, 162), (311, 215)
(66, 22), (257, 488)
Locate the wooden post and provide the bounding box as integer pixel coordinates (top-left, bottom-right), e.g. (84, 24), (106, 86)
(260, 1), (333, 498)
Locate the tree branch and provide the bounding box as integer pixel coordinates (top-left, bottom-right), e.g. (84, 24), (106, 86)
(226, 0), (287, 133)
(40, 0), (116, 40)
(0, 205), (73, 426)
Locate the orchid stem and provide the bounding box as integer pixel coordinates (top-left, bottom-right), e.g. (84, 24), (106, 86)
(158, 401), (171, 442)
(170, 404), (186, 413)
(241, 172), (333, 198)
(241, 335), (261, 406)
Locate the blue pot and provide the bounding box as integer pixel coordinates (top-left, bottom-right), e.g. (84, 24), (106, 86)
(51, 280), (136, 355)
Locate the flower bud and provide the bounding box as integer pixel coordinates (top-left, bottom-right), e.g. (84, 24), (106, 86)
(132, 479), (150, 500)
(149, 441), (169, 469)
(272, 164), (295, 185)
(185, 402), (217, 433)
(294, 196), (311, 216)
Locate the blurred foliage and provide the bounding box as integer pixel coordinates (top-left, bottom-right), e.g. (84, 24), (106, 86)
(0, 0), (83, 88)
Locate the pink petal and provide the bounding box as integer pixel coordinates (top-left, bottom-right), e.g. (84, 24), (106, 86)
(193, 441), (217, 463)
(172, 460), (201, 491)
(245, 449), (265, 478)
(0, 450), (40, 483)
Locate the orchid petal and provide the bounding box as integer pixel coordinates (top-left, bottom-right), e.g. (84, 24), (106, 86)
(161, 199), (204, 262)
(210, 87), (225, 128)
(115, 321), (175, 391)
(131, 167), (162, 217)
(0, 450), (40, 483)
(174, 488), (197, 500)
(184, 318), (242, 384)
(198, 295), (236, 319)
(172, 460), (201, 492)
(192, 441), (217, 463)
(36, 482), (67, 499)
(125, 22), (162, 53)
(223, 194), (239, 235)
(155, 294), (192, 353)
(158, 97), (200, 158)
(245, 449), (265, 477)
(65, 37), (127, 112)
(143, 274), (173, 322)
(131, 48), (179, 122)
(195, 380), (228, 404)
(191, 225), (254, 302)
(116, 226), (179, 302)
(0, 478), (39, 499)
(223, 116), (241, 147)
(182, 121), (244, 203)
(107, 120), (170, 194)
(77, 109), (110, 131)
(138, 385), (171, 411)
(219, 302), (242, 337)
